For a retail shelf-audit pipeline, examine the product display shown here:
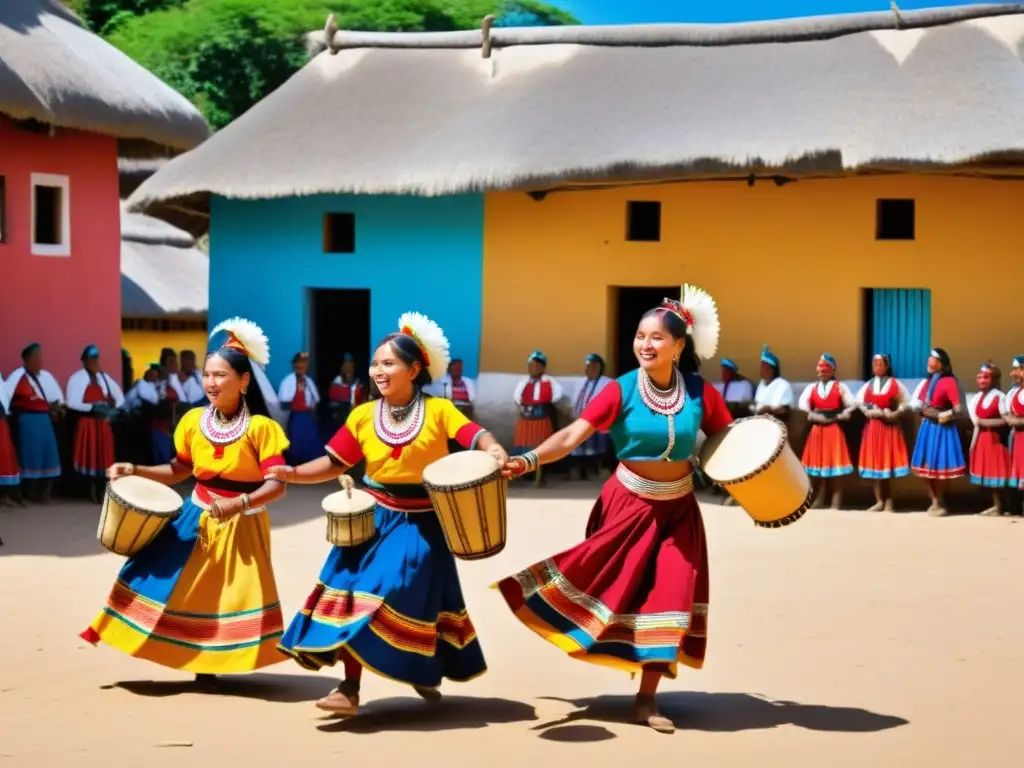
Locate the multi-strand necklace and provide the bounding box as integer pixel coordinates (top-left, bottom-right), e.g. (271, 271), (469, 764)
(200, 401), (250, 447)
(638, 369), (685, 461)
(374, 390), (426, 456)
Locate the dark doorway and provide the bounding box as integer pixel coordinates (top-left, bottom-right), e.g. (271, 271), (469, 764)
(309, 288), (372, 402)
(613, 286), (681, 376)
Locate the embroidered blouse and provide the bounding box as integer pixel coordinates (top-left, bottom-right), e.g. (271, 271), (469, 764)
(968, 390), (1006, 425)
(326, 397), (485, 486)
(579, 370), (732, 461)
(797, 380), (856, 413)
(855, 377), (909, 410)
(174, 406), (290, 485)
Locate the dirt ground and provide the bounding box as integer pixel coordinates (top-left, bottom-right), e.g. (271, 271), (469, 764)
(1, 481), (1022, 767)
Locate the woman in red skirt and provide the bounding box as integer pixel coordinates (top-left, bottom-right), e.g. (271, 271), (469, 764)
(499, 285), (731, 733)
(855, 353), (910, 511)
(511, 351), (563, 485)
(1005, 357), (1024, 512)
(0, 372), (21, 509)
(67, 346), (125, 502)
(797, 354), (856, 509)
(969, 362), (1011, 516)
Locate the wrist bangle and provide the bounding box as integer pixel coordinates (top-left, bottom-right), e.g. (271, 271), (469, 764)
(126, 463), (136, 476)
(241, 493), (251, 512)
(521, 450), (539, 474)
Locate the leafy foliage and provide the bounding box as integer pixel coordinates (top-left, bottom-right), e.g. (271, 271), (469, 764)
(68, 0), (578, 128)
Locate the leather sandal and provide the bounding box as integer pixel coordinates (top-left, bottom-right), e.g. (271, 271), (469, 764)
(633, 694), (675, 734)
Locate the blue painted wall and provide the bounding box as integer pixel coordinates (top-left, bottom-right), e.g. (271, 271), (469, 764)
(551, 1), (1010, 24)
(209, 194), (485, 385)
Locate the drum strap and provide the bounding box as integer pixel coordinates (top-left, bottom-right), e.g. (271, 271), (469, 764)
(615, 465), (694, 500)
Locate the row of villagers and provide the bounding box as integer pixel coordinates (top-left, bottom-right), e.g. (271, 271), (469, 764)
(6, 2), (1024, 472)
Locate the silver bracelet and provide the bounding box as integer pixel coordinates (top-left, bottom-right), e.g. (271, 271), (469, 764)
(519, 450), (539, 474)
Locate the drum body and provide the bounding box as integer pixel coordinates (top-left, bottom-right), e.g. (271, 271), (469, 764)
(98, 476), (184, 556)
(422, 451), (508, 560)
(699, 415), (812, 528)
(322, 488), (377, 548)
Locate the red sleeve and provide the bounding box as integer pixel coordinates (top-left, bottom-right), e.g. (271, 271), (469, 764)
(580, 380), (622, 432)
(259, 455), (286, 473)
(325, 425), (364, 466)
(701, 381), (733, 437)
(454, 422), (485, 449)
(942, 377), (962, 409)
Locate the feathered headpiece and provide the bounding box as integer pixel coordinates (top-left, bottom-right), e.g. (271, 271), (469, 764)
(659, 284), (720, 360)
(397, 312), (450, 383)
(209, 317), (270, 367)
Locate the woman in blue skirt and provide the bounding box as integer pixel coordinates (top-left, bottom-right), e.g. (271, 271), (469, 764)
(909, 348), (966, 516)
(272, 312), (509, 717)
(278, 352), (324, 464)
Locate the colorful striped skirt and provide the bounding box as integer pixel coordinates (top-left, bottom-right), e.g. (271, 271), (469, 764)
(801, 422), (853, 478)
(0, 418), (20, 486)
(513, 416), (553, 454)
(73, 416), (115, 477)
(1011, 430), (1024, 490)
(81, 498), (286, 674)
(911, 419), (966, 480)
(286, 410), (324, 464)
(497, 468), (708, 677)
(278, 504), (486, 688)
(14, 411), (60, 479)
(969, 429), (1010, 488)
(858, 420), (910, 480)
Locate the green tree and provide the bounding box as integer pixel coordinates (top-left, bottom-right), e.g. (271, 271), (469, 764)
(65, 1), (185, 35)
(95, 0), (576, 129)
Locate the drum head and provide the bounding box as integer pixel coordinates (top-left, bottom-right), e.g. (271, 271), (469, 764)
(422, 450), (499, 487)
(322, 488), (376, 515)
(699, 416), (784, 483)
(108, 475), (183, 514)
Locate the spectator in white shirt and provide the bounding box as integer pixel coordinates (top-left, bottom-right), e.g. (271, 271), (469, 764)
(753, 345), (794, 419)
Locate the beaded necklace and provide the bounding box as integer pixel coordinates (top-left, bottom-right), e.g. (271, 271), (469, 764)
(374, 390), (426, 457)
(637, 368), (685, 461)
(199, 401), (250, 447)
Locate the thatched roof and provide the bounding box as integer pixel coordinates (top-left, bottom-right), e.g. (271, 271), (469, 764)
(121, 208), (208, 318)
(128, 3), (1024, 220)
(0, 0), (209, 155)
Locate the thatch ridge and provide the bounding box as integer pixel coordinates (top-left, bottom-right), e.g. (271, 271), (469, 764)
(121, 208), (208, 318)
(127, 5), (1024, 221)
(0, 0), (209, 154)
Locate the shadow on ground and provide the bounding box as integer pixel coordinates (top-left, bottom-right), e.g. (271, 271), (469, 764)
(104, 672), (333, 704)
(316, 695), (538, 734)
(532, 692), (909, 741)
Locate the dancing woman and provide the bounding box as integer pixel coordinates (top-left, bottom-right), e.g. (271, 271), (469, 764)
(274, 313), (510, 716)
(498, 286), (732, 734)
(570, 354), (613, 480)
(798, 354), (856, 510)
(909, 348), (966, 516)
(855, 353), (910, 511)
(82, 318), (290, 682)
(968, 362), (1010, 516)
(67, 345), (125, 503)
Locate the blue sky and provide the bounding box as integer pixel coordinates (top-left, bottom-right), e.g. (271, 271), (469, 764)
(549, 1), (1013, 24)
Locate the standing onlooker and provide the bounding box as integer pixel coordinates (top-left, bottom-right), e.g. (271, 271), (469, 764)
(279, 352), (323, 464)
(512, 351), (563, 485)
(570, 354), (612, 481)
(968, 362), (1010, 517)
(714, 358), (754, 417)
(0, 370), (22, 507)
(909, 348), (966, 517)
(752, 345), (793, 420)
(855, 353), (910, 511)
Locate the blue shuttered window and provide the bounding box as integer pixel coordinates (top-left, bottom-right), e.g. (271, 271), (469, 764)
(869, 288), (931, 379)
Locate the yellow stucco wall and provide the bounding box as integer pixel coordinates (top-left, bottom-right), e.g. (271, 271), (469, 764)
(121, 330), (208, 370)
(481, 175), (1024, 381)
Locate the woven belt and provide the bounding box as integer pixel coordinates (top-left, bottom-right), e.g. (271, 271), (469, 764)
(191, 490), (265, 516)
(615, 464), (694, 500)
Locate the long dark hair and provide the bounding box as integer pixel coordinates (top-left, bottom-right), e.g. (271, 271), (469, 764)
(379, 332), (433, 390)
(640, 308), (701, 374)
(931, 347), (954, 378)
(209, 347), (270, 417)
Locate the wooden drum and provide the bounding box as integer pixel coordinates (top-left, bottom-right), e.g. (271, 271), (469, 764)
(698, 415), (812, 528)
(322, 485), (377, 548)
(98, 476), (184, 556)
(422, 451), (508, 560)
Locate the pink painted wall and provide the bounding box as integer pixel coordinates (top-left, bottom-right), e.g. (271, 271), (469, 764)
(0, 116), (121, 385)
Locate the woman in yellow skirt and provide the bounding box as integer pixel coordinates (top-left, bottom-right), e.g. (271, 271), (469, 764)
(81, 318), (290, 685)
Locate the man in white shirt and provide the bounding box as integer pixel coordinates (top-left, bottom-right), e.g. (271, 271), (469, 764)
(753, 345), (794, 418)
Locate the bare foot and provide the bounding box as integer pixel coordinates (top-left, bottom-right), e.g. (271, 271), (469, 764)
(883, 499), (895, 513)
(928, 503), (947, 518)
(866, 501), (885, 512)
(830, 492), (843, 510)
(316, 687), (360, 716)
(413, 685), (442, 703)
(979, 506), (1002, 517)
(633, 694), (675, 734)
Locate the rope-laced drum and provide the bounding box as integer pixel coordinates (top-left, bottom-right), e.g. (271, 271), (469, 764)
(699, 415), (812, 528)
(422, 451), (508, 560)
(322, 482), (377, 548)
(98, 476), (183, 556)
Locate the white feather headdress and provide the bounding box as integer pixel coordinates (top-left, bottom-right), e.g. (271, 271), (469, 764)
(659, 285), (720, 361)
(397, 312), (450, 383)
(209, 317), (270, 367)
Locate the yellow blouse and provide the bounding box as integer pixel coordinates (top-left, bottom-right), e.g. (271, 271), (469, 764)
(326, 397), (483, 485)
(174, 407), (291, 482)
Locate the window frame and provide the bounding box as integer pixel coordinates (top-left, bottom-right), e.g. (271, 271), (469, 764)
(30, 172), (71, 257)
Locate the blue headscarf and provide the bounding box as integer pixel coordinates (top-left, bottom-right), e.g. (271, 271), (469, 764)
(1011, 356), (1024, 369)
(720, 358), (739, 372)
(528, 351), (548, 367)
(760, 344), (780, 372)
(80, 344), (100, 362)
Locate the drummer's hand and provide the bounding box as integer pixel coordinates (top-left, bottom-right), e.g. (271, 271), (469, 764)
(267, 465), (295, 483)
(339, 473), (355, 492)
(486, 443), (509, 466)
(501, 457), (528, 479)
(209, 498), (241, 521)
(107, 463), (135, 480)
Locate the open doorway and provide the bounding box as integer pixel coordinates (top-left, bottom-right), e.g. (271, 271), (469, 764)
(309, 288), (371, 401)
(613, 286), (682, 376)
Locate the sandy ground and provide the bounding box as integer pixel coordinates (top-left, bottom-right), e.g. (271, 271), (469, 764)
(1, 481), (1023, 767)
